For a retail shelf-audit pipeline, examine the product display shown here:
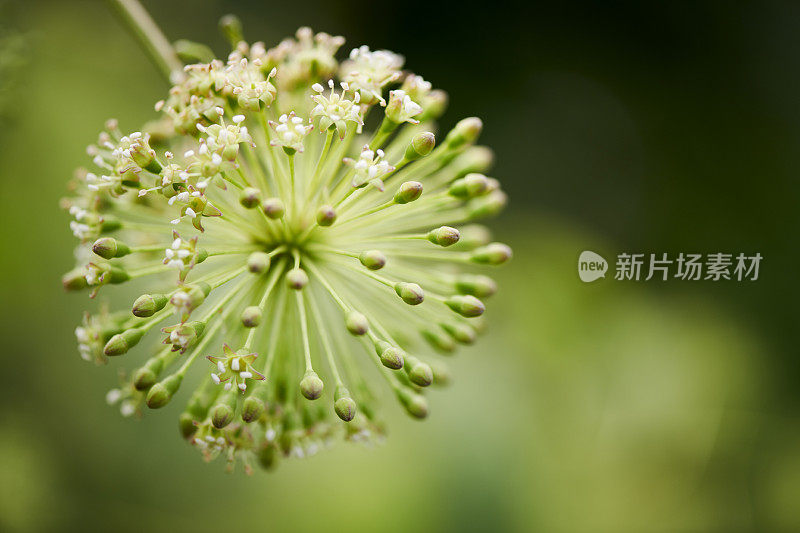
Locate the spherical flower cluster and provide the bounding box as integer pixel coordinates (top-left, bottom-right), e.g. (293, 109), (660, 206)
(62, 22), (510, 472)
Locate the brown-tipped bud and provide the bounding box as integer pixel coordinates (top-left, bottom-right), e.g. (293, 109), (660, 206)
(316, 205), (337, 226)
(376, 341), (405, 369)
(448, 173), (490, 199)
(132, 293), (169, 317)
(394, 181), (423, 204)
(211, 389), (238, 428)
(247, 251), (271, 273)
(471, 242), (512, 265)
(445, 295), (485, 317)
(427, 226), (460, 247)
(286, 267), (308, 290)
(397, 388), (428, 419)
(239, 187), (262, 209)
(241, 306), (262, 327)
(468, 190), (507, 218)
(359, 250), (386, 270)
(406, 357), (434, 387)
(133, 356), (165, 390)
(404, 132), (436, 161)
(261, 197), (285, 219)
(455, 274), (497, 298)
(62, 268), (88, 291)
(300, 371), (324, 400)
(146, 374), (183, 409)
(103, 328), (145, 356)
(92, 237), (130, 259)
(241, 395), (266, 423)
(345, 310), (369, 335)
(445, 117), (482, 149)
(395, 282), (424, 305)
(334, 385), (357, 422)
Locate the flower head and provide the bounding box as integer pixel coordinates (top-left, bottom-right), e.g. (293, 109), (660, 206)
(63, 20), (511, 473)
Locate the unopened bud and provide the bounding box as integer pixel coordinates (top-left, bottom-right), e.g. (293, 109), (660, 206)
(300, 371), (324, 400)
(468, 190), (507, 218)
(219, 14), (244, 47)
(316, 205), (337, 226)
(247, 251), (271, 273)
(239, 187), (262, 209)
(92, 237), (130, 259)
(445, 295), (485, 317)
(286, 267), (308, 290)
(133, 357), (165, 390)
(146, 374), (183, 409)
(455, 274), (497, 298)
(427, 226), (460, 247)
(406, 356), (433, 387)
(241, 395), (266, 423)
(211, 389), (238, 428)
(132, 293), (168, 317)
(404, 132), (436, 161)
(394, 181), (423, 204)
(456, 224), (492, 249)
(103, 328), (145, 356)
(395, 282), (424, 305)
(471, 242), (512, 265)
(422, 328), (456, 353)
(334, 385), (357, 422)
(376, 341), (404, 369)
(345, 310), (369, 335)
(261, 197), (285, 219)
(430, 361), (452, 386)
(445, 117), (482, 149)
(453, 146), (494, 176)
(442, 322), (477, 344)
(397, 388), (428, 419)
(359, 250), (386, 270)
(241, 306), (262, 327)
(449, 173), (490, 199)
(62, 268), (88, 291)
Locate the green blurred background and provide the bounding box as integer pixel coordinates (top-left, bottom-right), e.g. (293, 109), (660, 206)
(1, 0), (799, 531)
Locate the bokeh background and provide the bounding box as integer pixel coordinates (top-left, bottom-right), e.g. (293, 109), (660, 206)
(2, 0), (799, 531)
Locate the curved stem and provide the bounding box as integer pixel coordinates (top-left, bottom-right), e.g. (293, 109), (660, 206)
(106, 0), (182, 82)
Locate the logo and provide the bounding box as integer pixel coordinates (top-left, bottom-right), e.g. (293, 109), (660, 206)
(578, 250), (608, 282)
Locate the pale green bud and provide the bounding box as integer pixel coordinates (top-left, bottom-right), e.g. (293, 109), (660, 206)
(397, 388), (428, 419)
(146, 374), (183, 409)
(92, 237), (130, 259)
(241, 395), (266, 423)
(468, 190), (507, 218)
(133, 356), (165, 390)
(453, 146), (494, 176)
(442, 322), (477, 345)
(103, 328), (145, 356)
(430, 361), (452, 386)
(422, 328), (456, 353)
(345, 310), (369, 335)
(376, 341), (404, 369)
(219, 14), (244, 47)
(334, 385), (357, 422)
(444, 117), (482, 149)
(445, 295), (485, 317)
(406, 356), (433, 387)
(427, 226), (460, 247)
(62, 268), (88, 291)
(132, 293), (169, 317)
(395, 282), (424, 305)
(211, 389), (238, 428)
(394, 181), (423, 204)
(316, 205), (337, 226)
(404, 132), (436, 161)
(247, 251), (271, 273)
(455, 224), (492, 249)
(470, 242), (512, 265)
(261, 197), (285, 219)
(241, 306), (262, 327)
(286, 267), (308, 290)
(359, 250), (386, 270)
(239, 187), (262, 209)
(449, 173), (490, 199)
(300, 370), (324, 400)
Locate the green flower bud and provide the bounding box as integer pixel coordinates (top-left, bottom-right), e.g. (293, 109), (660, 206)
(470, 242), (512, 265)
(404, 132), (436, 161)
(393, 181), (423, 204)
(422, 89), (448, 120)
(453, 146), (494, 176)
(395, 282), (424, 305)
(334, 385), (357, 422)
(261, 197), (285, 219)
(133, 356), (165, 390)
(258, 443), (279, 471)
(239, 187), (262, 209)
(316, 205), (337, 226)
(103, 328), (145, 356)
(442, 322), (477, 345)
(179, 413), (197, 439)
(92, 237), (131, 259)
(455, 224), (492, 249)
(241, 395), (266, 423)
(397, 388), (428, 419)
(430, 361), (452, 386)
(219, 14), (244, 47)
(99, 217), (123, 234)
(247, 251), (271, 274)
(286, 267), (308, 290)
(444, 117), (482, 149)
(211, 389), (238, 428)
(406, 356), (433, 387)
(300, 370), (324, 400)
(62, 268), (88, 291)
(445, 295), (485, 317)
(359, 250), (386, 270)
(454, 274), (497, 298)
(468, 190), (507, 219)
(241, 306), (262, 327)
(448, 173), (490, 199)
(146, 374), (183, 409)
(427, 226), (460, 247)
(345, 310), (369, 335)
(376, 341), (405, 369)
(422, 328), (456, 353)
(132, 293), (168, 317)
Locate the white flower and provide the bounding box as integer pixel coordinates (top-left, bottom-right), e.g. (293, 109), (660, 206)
(269, 111), (313, 153)
(345, 144), (395, 190)
(310, 80), (363, 138)
(340, 46), (404, 105)
(385, 89), (423, 125)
